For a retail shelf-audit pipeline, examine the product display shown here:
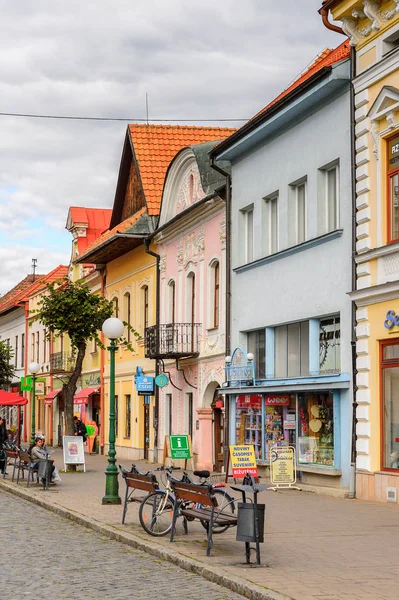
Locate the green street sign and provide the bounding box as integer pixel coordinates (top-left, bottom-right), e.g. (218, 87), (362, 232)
(169, 435), (191, 459)
(20, 376), (33, 391)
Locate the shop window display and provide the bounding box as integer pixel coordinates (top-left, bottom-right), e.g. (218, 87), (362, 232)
(235, 395), (262, 460)
(264, 395), (296, 460)
(381, 341), (399, 470)
(297, 392), (334, 467)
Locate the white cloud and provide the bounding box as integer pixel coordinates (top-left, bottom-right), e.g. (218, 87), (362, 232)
(0, 0), (343, 295)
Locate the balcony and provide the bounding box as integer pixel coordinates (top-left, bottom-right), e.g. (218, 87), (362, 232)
(50, 352), (75, 374)
(144, 323), (201, 359)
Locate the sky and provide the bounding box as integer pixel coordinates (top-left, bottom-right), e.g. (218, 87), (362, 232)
(0, 0), (343, 296)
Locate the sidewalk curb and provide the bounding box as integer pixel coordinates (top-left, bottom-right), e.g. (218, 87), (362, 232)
(0, 479), (292, 600)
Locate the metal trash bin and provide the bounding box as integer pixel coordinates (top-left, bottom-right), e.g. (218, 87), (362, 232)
(236, 502), (265, 543)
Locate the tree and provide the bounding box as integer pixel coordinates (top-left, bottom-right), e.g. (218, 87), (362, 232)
(0, 340), (15, 389)
(31, 278), (115, 458)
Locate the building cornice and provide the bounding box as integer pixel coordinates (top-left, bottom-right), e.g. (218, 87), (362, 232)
(354, 46), (399, 92)
(355, 240), (399, 263)
(349, 280), (399, 305)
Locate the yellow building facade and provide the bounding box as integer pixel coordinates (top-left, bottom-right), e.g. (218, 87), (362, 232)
(323, 0), (399, 501)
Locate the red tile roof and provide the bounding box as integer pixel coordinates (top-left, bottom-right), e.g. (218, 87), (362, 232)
(128, 124), (236, 216)
(0, 274), (45, 315)
(77, 207), (147, 260)
(253, 40), (350, 121)
(22, 265), (69, 300)
(67, 207), (112, 256)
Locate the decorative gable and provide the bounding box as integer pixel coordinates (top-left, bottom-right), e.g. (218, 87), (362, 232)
(368, 86), (399, 122)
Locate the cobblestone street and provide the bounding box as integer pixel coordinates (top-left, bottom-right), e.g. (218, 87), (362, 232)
(1, 490), (245, 600)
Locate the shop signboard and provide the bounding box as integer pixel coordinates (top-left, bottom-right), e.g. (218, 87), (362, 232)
(155, 373), (169, 387)
(169, 434), (191, 459)
(265, 395), (290, 406)
(135, 376), (154, 396)
(62, 436), (86, 471)
(229, 444), (258, 478)
(269, 445), (300, 491)
(388, 134), (399, 172)
(237, 394), (262, 409)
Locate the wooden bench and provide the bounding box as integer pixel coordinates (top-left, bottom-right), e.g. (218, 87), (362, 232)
(170, 480), (237, 556)
(119, 465), (159, 525)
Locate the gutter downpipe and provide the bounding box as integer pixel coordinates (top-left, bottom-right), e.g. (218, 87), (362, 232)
(211, 157), (231, 471)
(319, 7), (345, 35)
(144, 239), (160, 463)
(349, 45), (358, 499)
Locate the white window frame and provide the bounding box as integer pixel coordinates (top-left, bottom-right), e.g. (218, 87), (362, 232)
(325, 164), (339, 233)
(263, 192), (279, 256)
(241, 205), (254, 263)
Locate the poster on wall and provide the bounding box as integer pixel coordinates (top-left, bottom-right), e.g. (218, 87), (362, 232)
(229, 444), (258, 478)
(63, 436), (86, 472)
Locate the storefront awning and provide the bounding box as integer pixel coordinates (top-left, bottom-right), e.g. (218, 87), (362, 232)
(0, 390), (28, 406)
(74, 387), (100, 405)
(219, 373), (351, 395)
(44, 390), (61, 405)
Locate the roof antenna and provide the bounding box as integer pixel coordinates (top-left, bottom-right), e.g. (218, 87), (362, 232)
(145, 92), (149, 126)
(31, 258), (37, 280)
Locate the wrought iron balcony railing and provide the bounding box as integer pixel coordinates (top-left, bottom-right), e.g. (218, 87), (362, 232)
(50, 352), (75, 374)
(144, 323), (201, 359)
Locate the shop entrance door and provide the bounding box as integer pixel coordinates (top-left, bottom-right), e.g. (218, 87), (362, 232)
(143, 403), (150, 460)
(213, 407), (224, 472)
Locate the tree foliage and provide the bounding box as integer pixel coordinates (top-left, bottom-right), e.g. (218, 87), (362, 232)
(0, 340), (15, 389)
(30, 279), (116, 462)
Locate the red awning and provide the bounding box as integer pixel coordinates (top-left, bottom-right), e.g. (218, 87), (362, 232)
(0, 390), (28, 406)
(74, 387), (100, 405)
(44, 389), (61, 405)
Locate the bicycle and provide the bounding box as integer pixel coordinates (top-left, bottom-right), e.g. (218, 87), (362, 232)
(138, 466), (235, 537)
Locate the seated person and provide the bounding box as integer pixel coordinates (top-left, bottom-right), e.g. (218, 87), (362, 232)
(30, 435), (61, 483)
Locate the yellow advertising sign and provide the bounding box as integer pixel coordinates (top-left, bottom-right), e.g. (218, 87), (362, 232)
(229, 444), (258, 478)
(270, 446), (295, 484)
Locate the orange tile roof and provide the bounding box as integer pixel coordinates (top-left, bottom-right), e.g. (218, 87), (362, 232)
(67, 207), (112, 255)
(22, 265), (69, 300)
(0, 274), (45, 315)
(128, 124), (236, 216)
(253, 40), (350, 120)
(77, 207), (147, 261)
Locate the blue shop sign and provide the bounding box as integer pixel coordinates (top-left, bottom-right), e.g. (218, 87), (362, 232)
(135, 376), (154, 396)
(384, 310), (399, 330)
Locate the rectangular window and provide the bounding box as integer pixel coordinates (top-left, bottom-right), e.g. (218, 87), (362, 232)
(43, 331), (47, 363)
(124, 394), (131, 438)
(318, 163), (339, 235)
(241, 206), (254, 263)
(289, 180), (307, 245)
(115, 395), (119, 438)
(263, 193), (278, 256)
(14, 336), (18, 368)
(214, 263), (220, 328)
(381, 340), (399, 471)
(236, 394), (262, 460)
(319, 316), (341, 374)
(297, 392), (334, 467)
(247, 329), (266, 379)
(388, 135), (399, 243)
(275, 321), (309, 378)
(143, 286), (149, 331)
(326, 166), (338, 232)
(31, 333), (35, 363)
(21, 333), (25, 368)
(187, 393), (193, 439)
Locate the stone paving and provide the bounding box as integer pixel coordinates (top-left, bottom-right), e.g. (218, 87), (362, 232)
(1, 490), (245, 600)
(2, 448), (399, 600)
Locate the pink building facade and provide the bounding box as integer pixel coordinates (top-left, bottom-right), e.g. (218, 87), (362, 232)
(154, 142), (227, 471)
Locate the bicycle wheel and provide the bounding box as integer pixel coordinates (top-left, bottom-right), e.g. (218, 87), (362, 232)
(200, 488), (235, 534)
(139, 490), (175, 537)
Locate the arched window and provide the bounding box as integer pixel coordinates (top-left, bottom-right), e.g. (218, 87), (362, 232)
(112, 297), (119, 318)
(124, 293), (131, 342)
(213, 262), (220, 328)
(168, 280), (176, 325)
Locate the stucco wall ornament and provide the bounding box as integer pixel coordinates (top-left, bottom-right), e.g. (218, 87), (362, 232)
(381, 0), (399, 21)
(370, 120), (380, 160)
(197, 226), (205, 261)
(176, 240), (184, 269)
(383, 253), (399, 278)
(219, 216), (226, 249)
(341, 17), (360, 45)
(386, 110), (397, 129)
(159, 250), (167, 276)
(363, 0), (381, 31)
(183, 232), (198, 269)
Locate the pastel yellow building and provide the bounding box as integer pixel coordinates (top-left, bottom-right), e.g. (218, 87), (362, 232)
(322, 0), (399, 501)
